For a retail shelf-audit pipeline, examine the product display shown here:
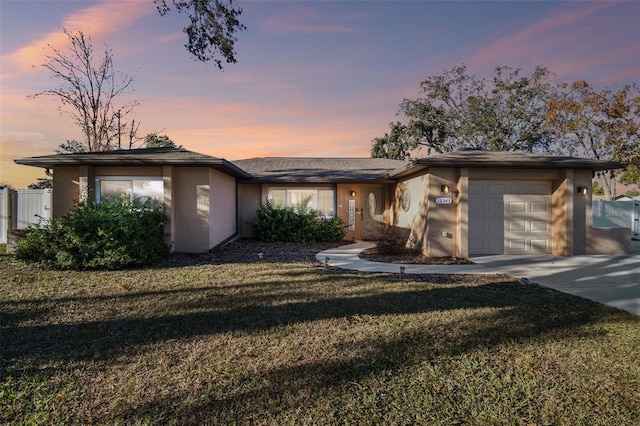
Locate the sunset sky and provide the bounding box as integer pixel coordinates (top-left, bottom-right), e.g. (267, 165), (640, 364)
(1, 0), (639, 188)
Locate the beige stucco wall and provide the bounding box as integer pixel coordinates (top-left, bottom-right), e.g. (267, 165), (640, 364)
(172, 168), (210, 252)
(172, 167), (238, 253)
(237, 183), (262, 238)
(587, 227), (631, 254)
(392, 168), (462, 257)
(209, 168), (237, 248)
(52, 166), (83, 218)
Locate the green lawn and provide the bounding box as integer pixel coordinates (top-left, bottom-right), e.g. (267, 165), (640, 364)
(1, 252), (639, 425)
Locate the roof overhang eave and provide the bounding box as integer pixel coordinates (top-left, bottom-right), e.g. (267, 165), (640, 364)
(388, 160), (626, 178)
(14, 157), (251, 178)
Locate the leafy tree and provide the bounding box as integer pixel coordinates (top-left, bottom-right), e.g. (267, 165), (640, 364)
(620, 165), (640, 187)
(27, 178), (53, 189)
(154, 0), (246, 69)
(55, 140), (86, 154)
(372, 65), (555, 160)
(143, 133), (181, 148)
(31, 28), (139, 152)
(625, 189), (639, 198)
(545, 81), (640, 200)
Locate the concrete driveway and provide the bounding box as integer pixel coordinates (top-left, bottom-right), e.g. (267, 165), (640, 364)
(471, 240), (640, 316)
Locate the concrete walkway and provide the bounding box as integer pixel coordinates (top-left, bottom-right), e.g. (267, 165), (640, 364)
(317, 240), (640, 316)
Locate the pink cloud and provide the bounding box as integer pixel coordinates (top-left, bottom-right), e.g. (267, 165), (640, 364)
(5, 1), (153, 70)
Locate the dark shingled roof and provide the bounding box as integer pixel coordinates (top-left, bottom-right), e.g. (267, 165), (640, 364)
(14, 147), (251, 178)
(15, 148), (625, 182)
(389, 149), (626, 178)
(231, 157), (407, 182)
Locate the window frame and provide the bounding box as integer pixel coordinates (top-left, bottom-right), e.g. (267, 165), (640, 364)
(95, 176), (164, 204)
(267, 187), (336, 218)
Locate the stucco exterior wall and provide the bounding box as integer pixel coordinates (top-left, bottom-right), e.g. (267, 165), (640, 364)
(52, 166), (83, 218)
(171, 167), (238, 253)
(209, 168), (237, 248)
(173, 168), (211, 253)
(552, 176), (569, 256)
(237, 183), (262, 238)
(587, 227), (631, 254)
(425, 168), (460, 257)
(393, 168), (461, 257)
(572, 169), (592, 254)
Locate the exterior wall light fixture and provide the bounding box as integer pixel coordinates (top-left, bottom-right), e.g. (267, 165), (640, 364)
(441, 184), (459, 197)
(349, 190), (356, 197)
(577, 185), (589, 195)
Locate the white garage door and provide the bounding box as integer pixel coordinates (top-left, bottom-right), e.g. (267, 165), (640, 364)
(469, 181), (551, 255)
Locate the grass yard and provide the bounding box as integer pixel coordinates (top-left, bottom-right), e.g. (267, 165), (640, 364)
(1, 246), (639, 425)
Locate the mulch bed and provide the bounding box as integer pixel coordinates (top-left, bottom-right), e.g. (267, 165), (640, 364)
(166, 239), (474, 267)
(359, 246), (475, 265)
(165, 240), (349, 267)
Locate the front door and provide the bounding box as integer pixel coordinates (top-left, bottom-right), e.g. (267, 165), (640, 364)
(362, 187), (385, 240)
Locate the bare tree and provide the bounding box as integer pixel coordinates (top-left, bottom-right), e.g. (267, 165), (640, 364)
(31, 28), (139, 152)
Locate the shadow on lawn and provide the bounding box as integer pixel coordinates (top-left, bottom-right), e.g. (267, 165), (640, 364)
(3, 275), (627, 368)
(115, 289), (633, 422)
(3, 269), (637, 422)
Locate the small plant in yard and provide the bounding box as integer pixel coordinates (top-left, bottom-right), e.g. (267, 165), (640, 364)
(14, 198), (169, 269)
(250, 198), (346, 242)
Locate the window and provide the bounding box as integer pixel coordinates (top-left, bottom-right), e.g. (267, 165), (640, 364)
(96, 177), (164, 204)
(268, 188), (335, 218)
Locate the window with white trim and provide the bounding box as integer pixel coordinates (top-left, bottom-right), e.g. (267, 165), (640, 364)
(268, 188), (335, 218)
(96, 177), (164, 204)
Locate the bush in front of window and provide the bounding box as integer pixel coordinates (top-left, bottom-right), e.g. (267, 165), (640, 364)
(250, 199), (346, 243)
(15, 198), (169, 270)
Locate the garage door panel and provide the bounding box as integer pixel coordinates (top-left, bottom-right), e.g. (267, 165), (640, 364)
(508, 239), (527, 251)
(509, 220), (526, 232)
(531, 201), (549, 212)
(504, 195), (551, 254)
(508, 201), (526, 213)
(530, 183), (551, 194)
(508, 183), (527, 194)
(469, 181), (551, 255)
(531, 220), (548, 232)
(487, 203), (503, 214)
(531, 239), (549, 251)
(488, 184), (506, 194)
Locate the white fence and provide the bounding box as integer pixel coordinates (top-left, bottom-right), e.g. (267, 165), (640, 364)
(593, 199), (640, 240)
(0, 188), (52, 244)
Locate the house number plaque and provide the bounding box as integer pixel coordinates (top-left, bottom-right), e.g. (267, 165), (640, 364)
(435, 197), (453, 205)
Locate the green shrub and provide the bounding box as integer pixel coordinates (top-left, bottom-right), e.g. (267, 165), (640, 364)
(250, 199), (346, 243)
(15, 198), (169, 270)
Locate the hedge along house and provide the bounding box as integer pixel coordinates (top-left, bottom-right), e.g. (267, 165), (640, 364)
(15, 147), (628, 256)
